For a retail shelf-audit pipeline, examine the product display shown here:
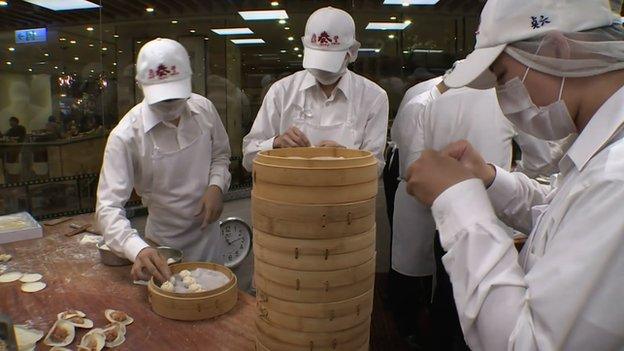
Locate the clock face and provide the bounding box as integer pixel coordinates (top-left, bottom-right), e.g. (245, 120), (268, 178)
(220, 218), (252, 268)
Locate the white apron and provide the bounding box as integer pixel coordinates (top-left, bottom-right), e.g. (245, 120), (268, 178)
(391, 181), (436, 277)
(292, 80), (357, 148)
(144, 115), (226, 263)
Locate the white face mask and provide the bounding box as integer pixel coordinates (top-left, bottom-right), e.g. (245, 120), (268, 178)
(149, 98), (188, 122)
(495, 68), (577, 141)
(306, 56), (349, 85)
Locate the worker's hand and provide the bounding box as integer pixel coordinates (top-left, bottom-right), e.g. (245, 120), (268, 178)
(273, 127), (311, 148)
(195, 185), (223, 229)
(131, 247), (171, 283)
(317, 140), (346, 148)
(405, 149), (475, 206)
(441, 140), (496, 187)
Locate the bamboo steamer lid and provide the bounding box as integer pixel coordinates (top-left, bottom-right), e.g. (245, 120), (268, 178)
(256, 288), (373, 319)
(256, 301), (372, 333)
(254, 256), (375, 290)
(254, 239), (374, 271)
(256, 317), (370, 347)
(252, 148), (378, 204)
(252, 196), (375, 238)
(147, 262), (238, 321)
(254, 272), (374, 303)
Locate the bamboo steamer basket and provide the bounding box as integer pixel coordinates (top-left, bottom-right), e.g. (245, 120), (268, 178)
(256, 317), (371, 349)
(257, 288), (373, 319)
(254, 272), (374, 303)
(252, 148), (378, 204)
(252, 196), (375, 239)
(256, 334), (369, 351)
(255, 256), (375, 290)
(253, 229), (375, 271)
(148, 262), (238, 321)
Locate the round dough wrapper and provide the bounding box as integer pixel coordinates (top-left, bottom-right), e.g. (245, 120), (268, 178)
(0, 271), (23, 283)
(21, 281), (46, 293)
(19, 273), (43, 283)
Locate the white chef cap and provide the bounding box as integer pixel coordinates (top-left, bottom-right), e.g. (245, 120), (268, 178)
(504, 25), (624, 78)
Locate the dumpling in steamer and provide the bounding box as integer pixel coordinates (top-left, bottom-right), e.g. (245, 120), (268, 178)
(160, 281), (174, 292)
(182, 276), (196, 287)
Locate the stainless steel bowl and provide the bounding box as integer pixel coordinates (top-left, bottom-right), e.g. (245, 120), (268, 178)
(157, 246), (183, 265)
(97, 241), (132, 266)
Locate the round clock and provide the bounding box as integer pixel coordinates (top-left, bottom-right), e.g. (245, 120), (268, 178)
(219, 217), (252, 268)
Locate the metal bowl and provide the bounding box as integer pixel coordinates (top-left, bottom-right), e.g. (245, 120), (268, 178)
(97, 241), (132, 266)
(157, 246), (183, 265)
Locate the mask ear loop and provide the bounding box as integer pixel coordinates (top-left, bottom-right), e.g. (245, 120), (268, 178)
(557, 77), (566, 101)
(521, 34), (548, 83)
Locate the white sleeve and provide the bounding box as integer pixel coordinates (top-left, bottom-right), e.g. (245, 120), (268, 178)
(242, 84), (282, 172)
(486, 166), (552, 233)
(207, 103), (232, 193)
(432, 177), (624, 351)
(401, 105), (427, 179)
(361, 92), (389, 174)
(95, 134), (148, 261)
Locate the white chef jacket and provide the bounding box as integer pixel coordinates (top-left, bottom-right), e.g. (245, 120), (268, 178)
(95, 94), (231, 261)
(430, 86), (624, 350)
(392, 87), (515, 277)
(513, 132), (569, 178)
(242, 70), (389, 172)
(396, 76), (443, 115)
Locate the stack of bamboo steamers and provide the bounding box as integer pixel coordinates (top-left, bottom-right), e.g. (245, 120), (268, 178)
(252, 147), (377, 351)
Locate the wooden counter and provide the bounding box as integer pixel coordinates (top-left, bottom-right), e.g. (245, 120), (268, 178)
(0, 214), (256, 350)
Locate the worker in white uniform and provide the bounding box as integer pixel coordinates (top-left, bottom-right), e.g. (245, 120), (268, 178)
(242, 7), (389, 173)
(96, 38), (231, 283)
(406, 0), (624, 349)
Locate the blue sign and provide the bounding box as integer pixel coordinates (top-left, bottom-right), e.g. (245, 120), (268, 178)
(15, 28), (47, 44)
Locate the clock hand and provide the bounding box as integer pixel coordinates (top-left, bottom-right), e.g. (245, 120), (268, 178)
(227, 237), (243, 245)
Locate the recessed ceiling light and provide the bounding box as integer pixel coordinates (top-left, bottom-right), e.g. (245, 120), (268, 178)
(54, 66), (58, 69)
(388, 34), (395, 39)
(278, 19), (286, 24)
(383, 0), (439, 4)
(297, 54), (302, 58)
(189, 29), (196, 33)
(284, 26), (290, 30)
(211, 28), (253, 35)
(88, 43), (94, 47)
(74, 56), (79, 60)
(280, 49), (286, 53)
(28, 68), (33, 72)
(59, 37), (66, 41)
(171, 20), (178, 24)
(145, 7), (154, 12)
(359, 48), (381, 53)
(366, 22), (411, 30)
(230, 38), (266, 45)
(70, 40), (77, 44)
(22, 0), (100, 11)
(44, 53), (49, 56)
(113, 62), (117, 66)
(136, 40), (142, 44)
(390, 16), (397, 20)
(287, 36), (294, 41)
(86, 26), (94, 31)
(271, 1), (279, 6)
(239, 10), (288, 21)
(113, 34), (119, 38)
(204, 37), (209, 41)
(102, 47), (107, 51)
(0, 1), (8, 7)
(90, 69), (94, 73)
(8, 47), (14, 51)
(6, 61), (11, 65)
(293, 47), (299, 51)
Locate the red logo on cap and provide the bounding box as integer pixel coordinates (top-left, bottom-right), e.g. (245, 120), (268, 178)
(311, 31), (340, 47)
(147, 64), (180, 80)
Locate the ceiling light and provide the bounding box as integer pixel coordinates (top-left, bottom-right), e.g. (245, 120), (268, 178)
(113, 62), (117, 66)
(404, 20), (412, 25)
(6, 61), (11, 65)
(293, 47), (299, 51)
(278, 19), (286, 24)
(44, 53), (49, 57)
(388, 34), (395, 39)
(145, 7), (154, 13)
(70, 40), (76, 44)
(88, 43), (94, 47)
(383, 0), (439, 5)
(59, 37), (66, 41)
(74, 57), (79, 60)
(54, 66), (58, 69)
(271, 1), (279, 6)
(239, 10), (288, 21)
(411, 49), (444, 53)
(90, 69), (94, 73)
(297, 54), (302, 58)
(403, 50), (409, 54)
(204, 37), (209, 41)
(284, 26), (290, 30)
(113, 34), (119, 38)
(211, 28), (253, 35)
(28, 68), (33, 72)
(86, 26), (94, 31)
(102, 47), (107, 51)
(280, 49), (286, 53)
(22, 0), (100, 11)
(390, 16), (397, 20)
(287, 36), (294, 41)
(0, 1), (7, 6)
(230, 38), (266, 45)
(8, 47), (14, 51)
(171, 20), (178, 24)
(366, 22), (410, 30)
(359, 48), (381, 53)
(189, 29), (196, 33)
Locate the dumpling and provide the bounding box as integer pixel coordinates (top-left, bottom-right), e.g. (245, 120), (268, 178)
(182, 276), (196, 286)
(160, 281), (174, 292)
(187, 283), (203, 292)
(178, 270), (191, 278)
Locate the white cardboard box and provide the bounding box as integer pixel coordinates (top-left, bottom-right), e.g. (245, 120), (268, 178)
(0, 212), (43, 244)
